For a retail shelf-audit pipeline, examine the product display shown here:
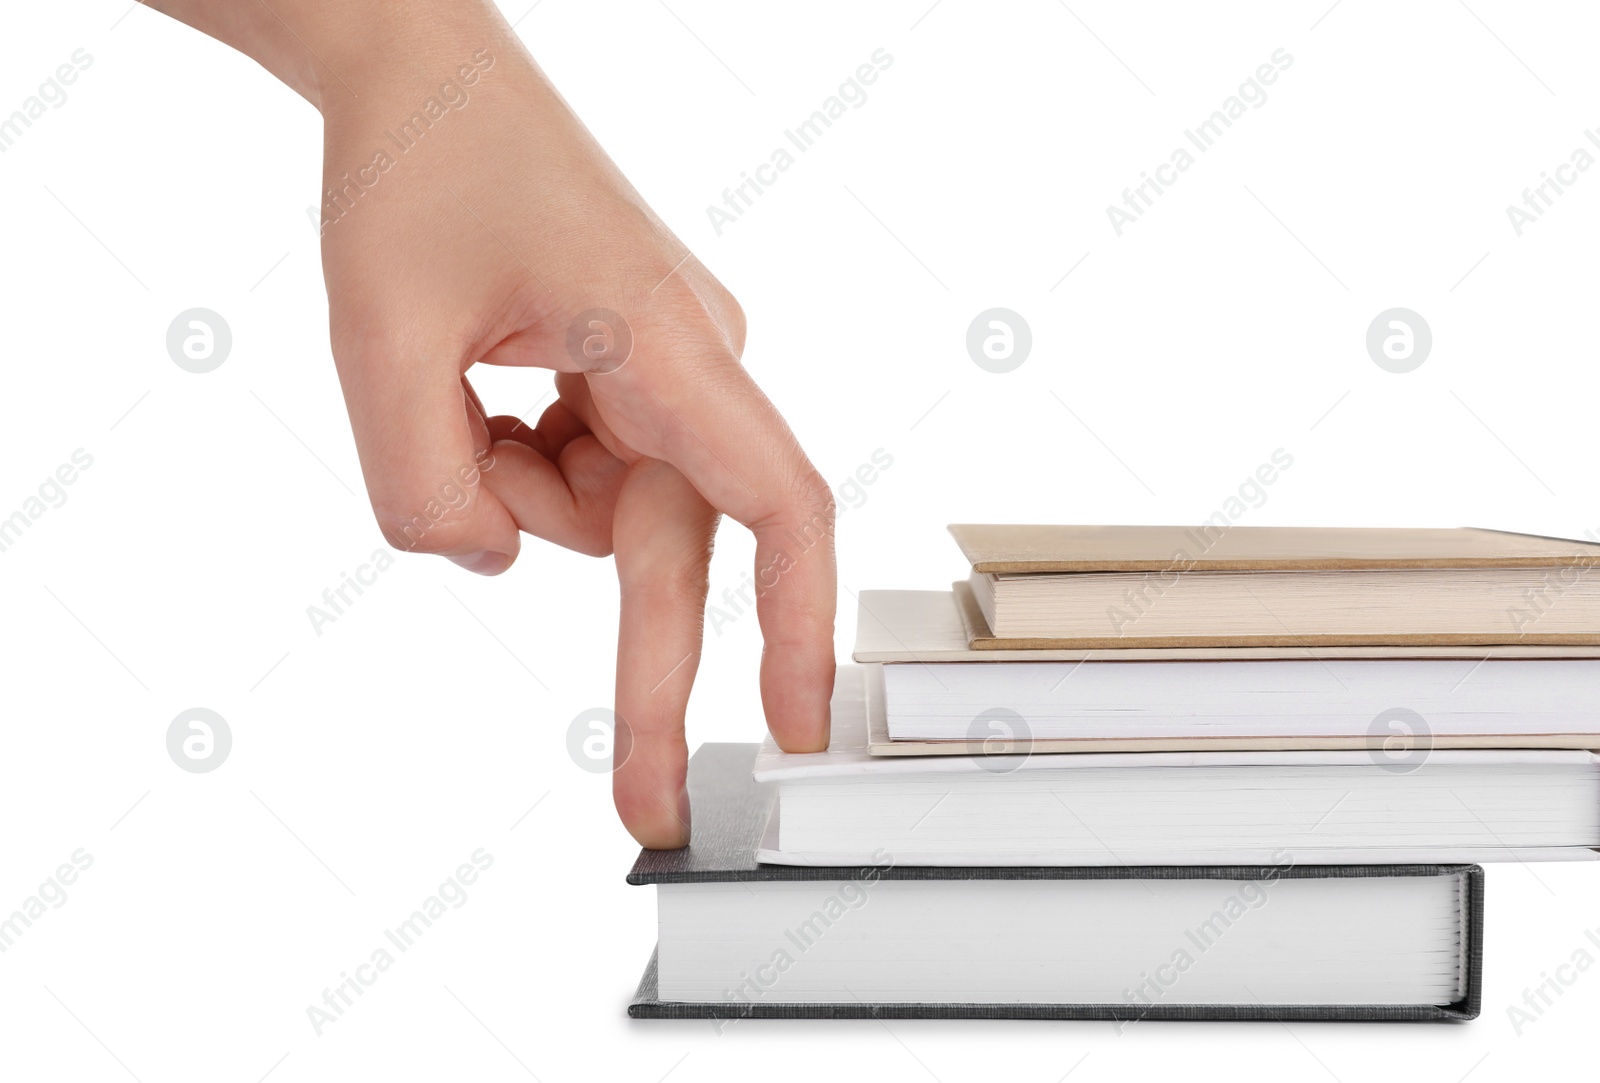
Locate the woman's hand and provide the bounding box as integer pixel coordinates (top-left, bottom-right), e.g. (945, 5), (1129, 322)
(148, 0), (837, 848)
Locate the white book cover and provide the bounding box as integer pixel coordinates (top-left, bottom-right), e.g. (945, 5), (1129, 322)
(753, 666), (1600, 866)
(754, 665), (1600, 781)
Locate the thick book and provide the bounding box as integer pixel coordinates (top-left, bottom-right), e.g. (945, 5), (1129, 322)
(947, 524), (1600, 648)
(628, 742), (1483, 1022)
(853, 590), (1600, 754)
(870, 656), (1600, 751)
(755, 667), (1600, 866)
(853, 588), (1600, 663)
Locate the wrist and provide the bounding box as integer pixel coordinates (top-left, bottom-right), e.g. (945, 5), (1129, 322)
(147, 0), (516, 115)
(297, 1), (517, 117)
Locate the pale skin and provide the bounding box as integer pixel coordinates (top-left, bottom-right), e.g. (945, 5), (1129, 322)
(145, 0), (836, 847)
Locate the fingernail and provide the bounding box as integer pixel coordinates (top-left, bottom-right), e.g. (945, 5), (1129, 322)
(449, 551), (513, 576)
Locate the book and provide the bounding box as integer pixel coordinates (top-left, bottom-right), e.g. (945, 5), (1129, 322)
(873, 656), (1600, 749)
(947, 524), (1600, 648)
(754, 666), (1600, 866)
(853, 590), (1600, 754)
(853, 587), (1600, 663)
(628, 742), (1483, 1022)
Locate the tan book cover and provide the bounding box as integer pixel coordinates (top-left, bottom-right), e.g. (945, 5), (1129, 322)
(948, 524), (1600, 573)
(948, 525), (1600, 648)
(851, 587), (1600, 662)
(954, 579), (1600, 649)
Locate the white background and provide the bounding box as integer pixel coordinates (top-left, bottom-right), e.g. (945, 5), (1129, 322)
(2, 0), (1598, 1079)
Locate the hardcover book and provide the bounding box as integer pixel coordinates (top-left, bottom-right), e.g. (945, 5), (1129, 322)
(628, 742), (1483, 1022)
(946, 524), (1600, 648)
(754, 666), (1600, 866)
(850, 591), (1600, 754)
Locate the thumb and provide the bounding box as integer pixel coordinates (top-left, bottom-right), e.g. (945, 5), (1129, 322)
(330, 335), (521, 574)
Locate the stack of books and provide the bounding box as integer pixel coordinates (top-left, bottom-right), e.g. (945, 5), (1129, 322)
(629, 525), (1600, 1023)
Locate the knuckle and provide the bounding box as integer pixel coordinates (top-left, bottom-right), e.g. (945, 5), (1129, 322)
(758, 468), (834, 550)
(650, 321), (739, 373)
(620, 510), (716, 603)
(327, 310), (398, 369)
(371, 490), (479, 556)
(792, 468), (836, 525)
(664, 555), (712, 603)
(635, 280), (746, 368)
(574, 523), (616, 559)
(724, 304), (747, 356)
(706, 282), (746, 355)
(366, 449), (498, 556)
(664, 521), (718, 600)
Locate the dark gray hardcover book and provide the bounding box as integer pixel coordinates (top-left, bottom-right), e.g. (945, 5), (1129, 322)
(628, 743), (1483, 1022)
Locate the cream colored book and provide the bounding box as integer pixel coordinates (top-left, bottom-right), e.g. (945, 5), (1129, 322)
(852, 590), (1600, 754)
(950, 524), (1600, 648)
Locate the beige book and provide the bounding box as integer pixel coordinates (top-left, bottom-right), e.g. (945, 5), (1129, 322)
(949, 524), (1600, 648)
(851, 590), (1600, 755)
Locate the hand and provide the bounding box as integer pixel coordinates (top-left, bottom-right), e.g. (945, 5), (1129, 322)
(151, 0), (837, 848)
